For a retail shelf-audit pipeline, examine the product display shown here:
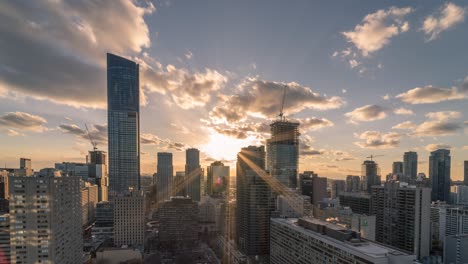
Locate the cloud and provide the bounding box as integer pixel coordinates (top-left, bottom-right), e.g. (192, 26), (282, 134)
(354, 130), (401, 149)
(463, 146), (468, 150)
(425, 143), (451, 152)
(342, 7), (413, 56)
(141, 133), (188, 151)
(297, 117), (334, 132)
(0, 0), (154, 108)
(209, 78), (345, 124)
(185, 51), (193, 60)
(300, 135), (324, 156)
(5, 129), (23, 137)
(59, 123), (107, 145)
(396, 84), (468, 104)
(213, 127), (248, 139)
(422, 2), (466, 41)
(394, 107), (414, 115)
(392, 121), (417, 130)
(0, 112), (47, 132)
(413, 111), (463, 137)
(345, 105), (388, 123)
(140, 60), (228, 109)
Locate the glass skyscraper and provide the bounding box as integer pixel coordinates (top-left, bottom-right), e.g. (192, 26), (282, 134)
(403, 151), (418, 180)
(156, 152), (173, 203)
(185, 148), (201, 201)
(429, 149), (451, 202)
(107, 53), (140, 194)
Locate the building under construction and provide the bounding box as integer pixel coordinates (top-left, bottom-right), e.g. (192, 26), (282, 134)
(266, 120), (300, 188)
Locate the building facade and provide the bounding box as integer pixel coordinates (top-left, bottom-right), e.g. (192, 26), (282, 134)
(403, 151), (418, 180)
(185, 148), (201, 202)
(338, 192), (371, 215)
(429, 149), (451, 202)
(113, 192), (144, 248)
(0, 214), (10, 264)
(206, 161), (229, 195)
(156, 152), (173, 203)
(345, 175), (360, 192)
(92, 201), (114, 242)
(392, 161), (404, 175)
(361, 160), (380, 193)
(107, 53), (140, 194)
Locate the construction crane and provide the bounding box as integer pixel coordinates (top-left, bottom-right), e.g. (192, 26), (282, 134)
(278, 85), (287, 120)
(366, 154), (384, 161)
(85, 124), (98, 151)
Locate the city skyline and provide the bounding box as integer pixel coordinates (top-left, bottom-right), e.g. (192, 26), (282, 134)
(0, 1), (468, 180)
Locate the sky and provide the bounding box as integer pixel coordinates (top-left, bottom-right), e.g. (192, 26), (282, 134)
(0, 0), (467, 180)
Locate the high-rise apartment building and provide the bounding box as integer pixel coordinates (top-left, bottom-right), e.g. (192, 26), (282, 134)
(92, 201), (114, 242)
(403, 151), (418, 180)
(371, 182), (431, 259)
(338, 192), (371, 215)
(206, 161), (229, 195)
(392, 161), (403, 175)
(81, 182), (99, 227)
(113, 191), (144, 248)
(444, 234), (468, 264)
(345, 175), (360, 192)
(429, 149), (451, 202)
(464, 160), (468, 186)
(299, 171), (326, 207)
(0, 214), (10, 264)
(88, 150), (108, 202)
(330, 179), (346, 199)
(361, 160), (380, 193)
(270, 217), (415, 264)
(9, 174), (82, 263)
(445, 207), (468, 236)
(453, 185), (468, 205)
(156, 152), (173, 202)
(107, 53), (140, 194)
(0, 170), (8, 200)
(185, 148), (201, 202)
(266, 120), (299, 188)
(236, 146), (270, 258)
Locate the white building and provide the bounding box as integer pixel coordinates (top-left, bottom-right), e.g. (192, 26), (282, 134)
(9, 174), (82, 264)
(113, 191), (144, 248)
(276, 193), (312, 218)
(270, 217), (416, 264)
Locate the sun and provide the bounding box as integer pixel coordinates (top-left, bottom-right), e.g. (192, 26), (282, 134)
(200, 132), (259, 161)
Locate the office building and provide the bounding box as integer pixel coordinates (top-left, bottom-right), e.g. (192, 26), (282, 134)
(446, 207), (468, 236)
(350, 214), (376, 241)
(55, 162), (89, 178)
(113, 191), (144, 248)
(299, 171), (326, 207)
(429, 149), (451, 202)
(206, 161), (229, 195)
(430, 202), (449, 252)
(345, 175), (360, 192)
(270, 217), (415, 264)
(156, 196), (199, 249)
(236, 146), (270, 257)
(107, 53), (140, 193)
(88, 150), (109, 202)
(81, 182), (99, 227)
(276, 194), (312, 217)
(403, 151), (418, 180)
(371, 182), (431, 259)
(266, 120), (299, 188)
(156, 152), (173, 202)
(464, 161), (468, 186)
(362, 160), (380, 193)
(185, 148), (201, 202)
(453, 185), (468, 205)
(174, 171), (186, 196)
(0, 171), (8, 200)
(444, 234), (468, 264)
(338, 192), (371, 215)
(9, 174), (82, 263)
(0, 214), (10, 264)
(92, 201), (114, 242)
(330, 179), (346, 198)
(392, 161), (403, 175)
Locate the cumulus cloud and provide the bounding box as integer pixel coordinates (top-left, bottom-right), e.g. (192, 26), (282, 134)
(141, 133), (188, 151)
(396, 84), (468, 104)
(59, 123), (107, 144)
(0, 112), (47, 132)
(345, 105), (388, 123)
(354, 131), (401, 149)
(209, 78), (345, 124)
(342, 7), (413, 56)
(413, 111), (463, 137)
(300, 135), (323, 156)
(297, 117), (334, 132)
(425, 143), (451, 152)
(422, 2), (466, 41)
(392, 121), (417, 130)
(0, 0), (154, 108)
(394, 107), (414, 115)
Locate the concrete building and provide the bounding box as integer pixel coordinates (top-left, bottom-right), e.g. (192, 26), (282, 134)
(206, 161), (229, 195)
(452, 185), (468, 205)
(429, 149), (451, 202)
(446, 207), (468, 237)
(403, 151), (418, 181)
(266, 120), (299, 188)
(465, 161), (468, 186)
(351, 214), (376, 241)
(270, 217), (416, 264)
(444, 234), (468, 264)
(92, 201), (114, 242)
(338, 192), (371, 215)
(185, 148), (201, 202)
(174, 171), (186, 197)
(276, 194), (312, 217)
(9, 174), (82, 264)
(392, 161), (403, 175)
(0, 171), (8, 200)
(87, 150), (108, 202)
(345, 175), (360, 192)
(81, 182), (99, 226)
(0, 214), (10, 264)
(371, 182), (431, 259)
(236, 146), (270, 258)
(113, 191), (144, 248)
(156, 196), (199, 249)
(299, 171), (327, 207)
(330, 179), (346, 199)
(362, 160), (380, 194)
(107, 53), (140, 193)
(430, 202), (449, 252)
(155, 152), (173, 203)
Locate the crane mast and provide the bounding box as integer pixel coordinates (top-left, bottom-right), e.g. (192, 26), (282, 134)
(85, 124), (98, 151)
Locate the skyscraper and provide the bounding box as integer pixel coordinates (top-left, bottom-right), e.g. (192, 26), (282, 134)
(429, 149), (451, 202)
(361, 160), (380, 193)
(156, 152), (173, 202)
(107, 53), (140, 194)
(88, 150), (108, 202)
(266, 120), (299, 188)
(113, 191), (145, 248)
(392, 161), (403, 175)
(207, 161), (229, 195)
(236, 146), (270, 258)
(185, 148), (201, 202)
(464, 160), (468, 186)
(345, 175), (360, 192)
(403, 151), (418, 180)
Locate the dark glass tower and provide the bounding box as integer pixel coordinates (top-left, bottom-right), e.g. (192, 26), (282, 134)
(403, 151), (418, 180)
(429, 149), (451, 202)
(185, 148), (201, 201)
(107, 53), (140, 194)
(156, 152), (173, 203)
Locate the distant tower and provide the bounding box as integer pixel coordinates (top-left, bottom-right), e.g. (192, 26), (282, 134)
(429, 149), (451, 202)
(156, 152), (173, 202)
(206, 161), (229, 195)
(464, 161), (468, 186)
(392, 161), (403, 175)
(88, 150), (108, 202)
(403, 151), (418, 180)
(185, 148), (201, 202)
(107, 53), (140, 194)
(362, 160), (380, 193)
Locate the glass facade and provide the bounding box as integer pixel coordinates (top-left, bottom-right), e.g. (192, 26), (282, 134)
(107, 53), (140, 194)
